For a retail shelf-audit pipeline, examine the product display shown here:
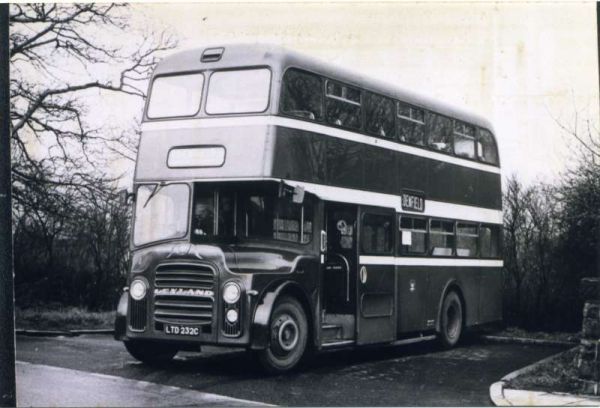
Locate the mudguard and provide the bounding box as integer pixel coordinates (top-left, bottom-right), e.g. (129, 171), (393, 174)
(250, 281), (306, 350)
(114, 291), (128, 341)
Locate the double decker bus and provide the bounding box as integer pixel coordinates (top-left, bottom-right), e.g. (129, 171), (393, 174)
(114, 44), (503, 372)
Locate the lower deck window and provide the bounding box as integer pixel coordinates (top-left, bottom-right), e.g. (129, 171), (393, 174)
(399, 216), (427, 254)
(456, 223), (478, 257)
(480, 225), (500, 258)
(429, 219), (454, 256)
(244, 195), (312, 243)
(192, 184), (313, 244)
(362, 213), (393, 254)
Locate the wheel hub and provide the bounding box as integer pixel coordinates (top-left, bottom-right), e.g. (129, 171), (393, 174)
(271, 314), (299, 354)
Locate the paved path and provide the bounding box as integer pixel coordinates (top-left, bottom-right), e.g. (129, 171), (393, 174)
(16, 334), (565, 406)
(17, 361), (267, 407)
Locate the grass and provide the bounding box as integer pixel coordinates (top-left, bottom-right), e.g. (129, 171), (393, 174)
(505, 347), (588, 396)
(15, 306), (115, 331)
(493, 326), (580, 343)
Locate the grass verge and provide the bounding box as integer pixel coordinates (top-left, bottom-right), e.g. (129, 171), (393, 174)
(493, 327), (580, 343)
(15, 306), (115, 331)
(504, 347), (590, 396)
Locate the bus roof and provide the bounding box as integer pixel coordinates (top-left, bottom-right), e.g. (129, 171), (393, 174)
(153, 43), (495, 133)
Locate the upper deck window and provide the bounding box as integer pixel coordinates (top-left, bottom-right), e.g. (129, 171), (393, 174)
(477, 129), (499, 165)
(456, 222), (478, 257)
(206, 68), (271, 114)
(325, 80), (362, 130)
(280, 69), (323, 121)
(398, 102), (425, 146)
(427, 113), (453, 153)
(453, 121), (476, 159)
(147, 73), (204, 119)
(365, 92), (395, 138)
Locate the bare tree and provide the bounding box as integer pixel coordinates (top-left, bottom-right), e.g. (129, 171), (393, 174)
(10, 3), (175, 202)
(9, 3), (176, 309)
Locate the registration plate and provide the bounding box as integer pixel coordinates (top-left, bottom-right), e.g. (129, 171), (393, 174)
(164, 324), (200, 336)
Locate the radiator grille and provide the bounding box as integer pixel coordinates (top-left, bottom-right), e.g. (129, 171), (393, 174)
(153, 263), (215, 325)
(129, 298), (147, 331)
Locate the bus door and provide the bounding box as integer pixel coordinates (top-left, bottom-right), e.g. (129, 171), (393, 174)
(323, 203), (357, 314)
(357, 206), (396, 345)
(322, 203), (357, 342)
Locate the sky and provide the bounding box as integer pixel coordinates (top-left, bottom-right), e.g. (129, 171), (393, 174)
(108, 1), (599, 186)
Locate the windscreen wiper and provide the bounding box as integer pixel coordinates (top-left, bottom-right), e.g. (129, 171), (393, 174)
(142, 183), (164, 208)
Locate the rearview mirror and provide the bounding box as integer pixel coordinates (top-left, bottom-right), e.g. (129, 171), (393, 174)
(118, 188), (134, 205)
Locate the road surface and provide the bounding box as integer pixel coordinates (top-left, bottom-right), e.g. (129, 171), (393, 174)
(16, 334), (564, 406)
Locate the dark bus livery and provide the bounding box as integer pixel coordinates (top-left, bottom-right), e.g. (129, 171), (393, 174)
(114, 44), (503, 372)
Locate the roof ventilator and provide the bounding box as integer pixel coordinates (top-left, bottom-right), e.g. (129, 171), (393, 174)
(201, 47), (224, 62)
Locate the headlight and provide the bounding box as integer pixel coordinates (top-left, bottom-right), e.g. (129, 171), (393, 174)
(130, 279), (147, 301)
(226, 309), (239, 323)
(223, 282), (241, 304)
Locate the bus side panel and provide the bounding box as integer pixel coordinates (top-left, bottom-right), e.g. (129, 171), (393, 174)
(271, 126), (502, 210)
(396, 266), (430, 334)
(135, 125), (273, 182)
(424, 267), (482, 328)
(478, 268), (503, 323)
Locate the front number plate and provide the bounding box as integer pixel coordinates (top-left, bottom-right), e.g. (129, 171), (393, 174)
(164, 325), (200, 336)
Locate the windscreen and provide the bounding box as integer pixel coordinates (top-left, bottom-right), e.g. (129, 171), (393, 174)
(206, 69), (271, 114)
(134, 184), (190, 246)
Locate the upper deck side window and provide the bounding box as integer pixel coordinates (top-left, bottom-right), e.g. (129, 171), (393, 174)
(325, 80), (362, 130)
(477, 129), (499, 165)
(206, 68), (271, 115)
(365, 92), (395, 139)
(397, 102), (425, 146)
(280, 69), (323, 121)
(147, 73), (205, 119)
(453, 121), (476, 159)
(427, 112), (453, 154)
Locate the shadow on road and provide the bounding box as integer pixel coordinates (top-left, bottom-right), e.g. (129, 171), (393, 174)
(126, 335), (483, 378)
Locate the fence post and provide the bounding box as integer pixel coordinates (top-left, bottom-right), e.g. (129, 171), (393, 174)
(0, 3), (17, 407)
(577, 278), (600, 395)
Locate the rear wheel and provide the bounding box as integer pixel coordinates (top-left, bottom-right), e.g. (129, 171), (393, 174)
(258, 296), (308, 373)
(438, 291), (463, 348)
(124, 340), (178, 365)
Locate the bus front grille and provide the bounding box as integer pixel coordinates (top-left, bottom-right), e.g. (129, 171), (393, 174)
(153, 263), (215, 325)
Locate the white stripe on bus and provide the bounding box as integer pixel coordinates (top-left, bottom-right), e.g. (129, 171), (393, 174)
(141, 116), (501, 175)
(282, 179), (503, 225)
(359, 256), (503, 268)
(135, 176), (503, 225)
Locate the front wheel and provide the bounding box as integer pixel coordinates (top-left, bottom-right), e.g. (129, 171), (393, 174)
(258, 296), (308, 373)
(124, 340), (178, 365)
(438, 291), (463, 348)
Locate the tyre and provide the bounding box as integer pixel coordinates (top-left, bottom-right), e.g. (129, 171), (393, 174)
(258, 295), (308, 373)
(124, 340), (178, 365)
(438, 290), (463, 348)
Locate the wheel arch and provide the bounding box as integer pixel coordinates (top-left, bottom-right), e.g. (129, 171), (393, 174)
(435, 279), (466, 333)
(250, 280), (314, 350)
